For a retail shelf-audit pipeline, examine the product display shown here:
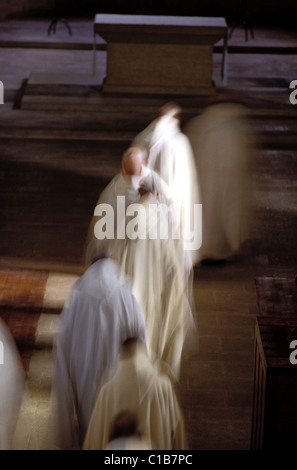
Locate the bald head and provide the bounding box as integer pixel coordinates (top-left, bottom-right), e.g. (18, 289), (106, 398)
(160, 101), (181, 119)
(121, 147), (146, 177)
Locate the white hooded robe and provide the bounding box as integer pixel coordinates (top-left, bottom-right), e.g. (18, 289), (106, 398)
(114, 194), (195, 382)
(83, 343), (187, 450)
(133, 114), (201, 267)
(52, 258), (147, 449)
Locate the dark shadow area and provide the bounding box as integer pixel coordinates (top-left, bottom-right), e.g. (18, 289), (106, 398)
(0, 145), (122, 263)
(2, 1), (297, 29)
(259, 207), (297, 266)
(13, 78), (28, 110)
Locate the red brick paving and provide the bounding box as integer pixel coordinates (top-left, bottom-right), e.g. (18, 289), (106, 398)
(0, 268), (49, 372)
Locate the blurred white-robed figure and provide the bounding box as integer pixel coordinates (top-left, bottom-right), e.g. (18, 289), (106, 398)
(114, 176), (195, 382)
(185, 92), (252, 263)
(84, 338), (187, 450)
(84, 146), (171, 267)
(0, 319), (25, 450)
(52, 242), (147, 449)
(132, 102), (201, 267)
(83, 147), (146, 266)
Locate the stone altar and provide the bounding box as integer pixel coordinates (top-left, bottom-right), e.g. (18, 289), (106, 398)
(93, 14), (228, 96)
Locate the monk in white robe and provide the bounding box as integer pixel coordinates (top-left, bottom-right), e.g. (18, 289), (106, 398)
(132, 102), (201, 268)
(84, 146), (171, 267)
(83, 338), (187, 450)
(185, 92), (252, 263)
(0, 319), (25, 450)
(114, 177), (195, 382)
(52, 244), (147, 450)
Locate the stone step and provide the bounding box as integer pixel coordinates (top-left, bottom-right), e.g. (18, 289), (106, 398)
(1, 128), (296, 151)
(14, 72), (295, 113)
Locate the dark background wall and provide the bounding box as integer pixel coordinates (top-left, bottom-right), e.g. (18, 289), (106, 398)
(0, 0), (297, 26)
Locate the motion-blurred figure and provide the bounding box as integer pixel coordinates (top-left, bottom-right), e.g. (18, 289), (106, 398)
(84, 146), (171, 267)
(185, 91), (253, 264)
(114, 175), (195, 382)
(52, 241), (147, 449)
(0, 318), (25, 450)
(132, 102), (201, 268)
(83, 338), (187, 450)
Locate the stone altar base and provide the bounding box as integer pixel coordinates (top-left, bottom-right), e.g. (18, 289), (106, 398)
(103, 43), (214, 96)
(94, 14), (227, 96)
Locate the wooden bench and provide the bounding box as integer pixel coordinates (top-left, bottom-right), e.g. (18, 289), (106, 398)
(251, 316), (297, 449)
(93, 14), (228, 95)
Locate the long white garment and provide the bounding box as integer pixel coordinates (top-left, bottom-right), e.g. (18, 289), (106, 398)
(133, 115), (201, 267)
(185, 102), (252, 261)
(0, 319), (25, 450)
(83, 344), (187, 450)
(84, 166), (171, 265)
(52, 259), (147, 450)
(115, 194), (195, 382)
